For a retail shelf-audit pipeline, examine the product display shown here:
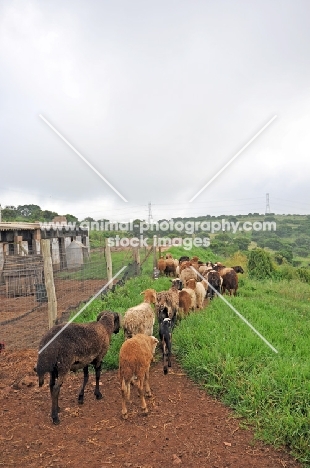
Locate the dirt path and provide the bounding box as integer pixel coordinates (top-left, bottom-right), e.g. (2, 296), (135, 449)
(0, 349), (301, 468)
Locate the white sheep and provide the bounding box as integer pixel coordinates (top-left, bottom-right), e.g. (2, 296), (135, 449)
(122, 289), (156, 339)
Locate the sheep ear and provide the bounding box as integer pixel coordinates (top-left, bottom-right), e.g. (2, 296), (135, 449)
(97, 311), (104, 321)
(140, 291), (145, 295)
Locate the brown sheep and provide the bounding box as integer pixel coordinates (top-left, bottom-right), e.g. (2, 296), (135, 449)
(203, 270), (222, 299)
(35, 311), (121, 425)
(157, 256), (166, 276)
(164, 258), (176, 277)
(178, 289), (192, 318)
(232, 265), (244, 274)
(180, 287), (196, 311)
(119, 334), (158, 419)
(222, 269), (239, 296)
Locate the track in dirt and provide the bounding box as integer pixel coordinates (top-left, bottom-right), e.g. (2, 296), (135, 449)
(0, 349), (301, 468)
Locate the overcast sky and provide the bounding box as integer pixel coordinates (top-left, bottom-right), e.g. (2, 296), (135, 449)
(1, 0), (310, 221)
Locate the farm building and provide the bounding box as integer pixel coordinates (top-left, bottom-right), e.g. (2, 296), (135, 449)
(0, 220), (89, 298)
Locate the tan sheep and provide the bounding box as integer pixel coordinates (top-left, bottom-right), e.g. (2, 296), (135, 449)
(179, 260), (190, 274)
(119, 334), (158, 419)
(164, 258), (176, 277)
(180, 266), (198, 285)
(156, 281), (179, 327)
(185, 278), (206, 309)
(140, 288), (157, 304)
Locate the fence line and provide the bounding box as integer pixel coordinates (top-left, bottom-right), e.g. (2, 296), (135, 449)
(0, 243), (153, 350)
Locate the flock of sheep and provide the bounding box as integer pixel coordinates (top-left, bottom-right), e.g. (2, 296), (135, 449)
(35, 253), (244, 424)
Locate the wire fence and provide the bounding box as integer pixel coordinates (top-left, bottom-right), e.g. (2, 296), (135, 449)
(0, 242), (154, 351)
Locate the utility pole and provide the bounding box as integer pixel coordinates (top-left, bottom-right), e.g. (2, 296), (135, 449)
(265, 193), (270, 214)
(148, 202), (153, 225)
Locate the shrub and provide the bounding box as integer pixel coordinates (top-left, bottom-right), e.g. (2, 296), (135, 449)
(247, 249), (275, 280)
(273, 264), (297, 281)
(296, 267), (310, 284)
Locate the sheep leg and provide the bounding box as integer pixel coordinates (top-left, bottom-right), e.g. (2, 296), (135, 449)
(49, 369), (61, 413)
(51, 379), (63, 425)
(162, 341), (168, 375)
(167, 334), (172, 369)
(121, 378), (129, 419)
(144, 367), (152, 398)
(78, 365), (89, 405)
(138, 376), (148, 416)
(163, 336), (172, 374)
(93, 363), (103, 400)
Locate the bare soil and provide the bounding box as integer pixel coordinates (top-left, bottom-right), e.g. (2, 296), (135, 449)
(0, 349), (301, 468)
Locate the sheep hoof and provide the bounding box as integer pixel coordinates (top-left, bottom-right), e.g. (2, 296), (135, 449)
(142, 409), (148, 416)
(95, 392), (103, 400)
(78, 397), (84, 405)
(122, 412), (128, 420)
(164, 367), (168, 375)
(52, 417), (60, 425)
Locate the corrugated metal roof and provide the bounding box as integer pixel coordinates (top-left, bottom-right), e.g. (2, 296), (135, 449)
(0, 222), (41, 231)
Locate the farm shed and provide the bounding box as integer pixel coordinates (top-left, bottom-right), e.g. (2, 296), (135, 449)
(0, 221), (89, 297)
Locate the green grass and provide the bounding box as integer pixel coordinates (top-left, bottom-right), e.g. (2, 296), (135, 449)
(173, 277), (310, 464)
(70, 246), (310, 465)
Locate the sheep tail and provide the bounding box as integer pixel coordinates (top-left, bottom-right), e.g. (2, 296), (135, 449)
(121, 377), (127, 393)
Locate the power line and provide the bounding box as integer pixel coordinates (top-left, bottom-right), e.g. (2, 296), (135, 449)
(265, 193), (270, 214)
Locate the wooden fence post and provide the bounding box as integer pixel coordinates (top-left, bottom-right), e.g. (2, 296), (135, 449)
(41, 239), (57, 329)
(153, 236), (157, 268)
(105, 238), (113, 289)
(133, 246), (141, 275)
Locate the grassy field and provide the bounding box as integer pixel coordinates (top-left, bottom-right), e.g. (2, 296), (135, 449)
(71, 247), (310, 465)
(173, 277), (310, 463)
